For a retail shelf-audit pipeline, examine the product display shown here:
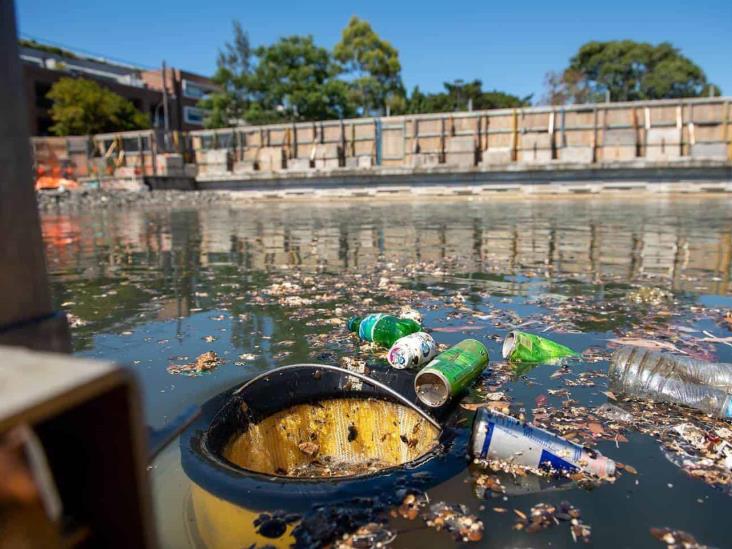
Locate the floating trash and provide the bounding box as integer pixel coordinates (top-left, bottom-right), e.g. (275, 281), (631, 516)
(166, 351), (221, 376)
(414, 339), (489, 407)
(610, 347), (732, 419)
(471, 408), (616, 478)
(387, 332), (437, 369)
(513, 501), (591, 543)
(502, 330), (578, 363)
(348, 314), (422, 347)
(424, 501), (484, 542)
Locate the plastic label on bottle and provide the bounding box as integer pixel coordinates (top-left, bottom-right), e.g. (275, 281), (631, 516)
(358, 313), (385, 342)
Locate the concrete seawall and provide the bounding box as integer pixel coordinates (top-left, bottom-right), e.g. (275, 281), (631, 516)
(173, 159), (732, 198)
(33, 97), (732, 198)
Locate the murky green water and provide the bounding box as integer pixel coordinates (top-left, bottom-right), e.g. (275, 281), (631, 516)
(42, 195), (732, 548)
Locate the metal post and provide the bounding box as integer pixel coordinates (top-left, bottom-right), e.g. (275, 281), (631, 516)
(0, 0), (69, 352)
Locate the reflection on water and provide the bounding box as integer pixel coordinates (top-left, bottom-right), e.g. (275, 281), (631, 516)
(41, 195), (732, 548)
(43, 197), (732, 329)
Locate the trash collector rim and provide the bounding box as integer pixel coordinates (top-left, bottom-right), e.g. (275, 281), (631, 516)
(180, 363), (469, 511)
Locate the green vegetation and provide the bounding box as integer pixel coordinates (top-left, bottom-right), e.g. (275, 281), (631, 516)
(246, 36), (354, 124)
(202, 18), (526, 128)
(19, 38), (78, 59)
(202, 26), (721, 126)
(47, 77), (149, 136)
(199, 21), (252, 128)
(407, 80), (530, 114)
(333, 16), (405, 116)
(544, 40), (720, 104)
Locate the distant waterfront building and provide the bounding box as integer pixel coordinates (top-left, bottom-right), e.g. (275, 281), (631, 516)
(19, 40), (218, 135)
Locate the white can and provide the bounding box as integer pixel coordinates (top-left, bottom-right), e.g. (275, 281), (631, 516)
(387, 332), (437, 369)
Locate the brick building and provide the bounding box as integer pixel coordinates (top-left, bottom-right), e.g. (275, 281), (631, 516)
(20, 41), (218, 136)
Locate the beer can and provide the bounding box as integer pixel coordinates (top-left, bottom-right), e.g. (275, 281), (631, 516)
(471, 408), (615, 478)
(414, 339), (489, 407)
(387, 332), (437, 369)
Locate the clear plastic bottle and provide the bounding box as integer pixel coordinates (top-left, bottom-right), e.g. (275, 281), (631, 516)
(609, 347), (732, 419)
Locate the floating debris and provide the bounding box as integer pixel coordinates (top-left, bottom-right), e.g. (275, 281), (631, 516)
(513, 501), (591, 543)
(628, 287), (673, 305)
(336, 522), (395, 548)
(649, 527), (712, 548)
(394, 492), (428, 520)
(166, 351), (221, 376)
(423, 502), (483, 542)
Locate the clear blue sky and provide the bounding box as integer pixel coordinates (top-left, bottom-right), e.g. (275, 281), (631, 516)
(16, 0), (732, 100)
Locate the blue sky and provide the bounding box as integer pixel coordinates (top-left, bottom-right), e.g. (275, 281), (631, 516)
(16, 0), (732, 100)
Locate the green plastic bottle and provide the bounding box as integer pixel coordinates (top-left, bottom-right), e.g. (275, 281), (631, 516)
(347, 313), (422, 348)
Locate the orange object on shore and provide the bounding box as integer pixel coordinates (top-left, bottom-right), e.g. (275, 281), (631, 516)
(35, 176), (80, 191)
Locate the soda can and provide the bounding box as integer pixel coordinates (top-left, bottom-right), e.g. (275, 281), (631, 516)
(471, 408), (615, 478)
(502, 330), (578, 363)
(387, 332), (437, 369)
(414, 339), (489, 407)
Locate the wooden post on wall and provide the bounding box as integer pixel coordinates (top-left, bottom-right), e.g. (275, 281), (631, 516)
(591, 106), (598, 163)
(510, 109), (518, 162)
(725, 100), (731, 161)
(0, 1), (69, 352)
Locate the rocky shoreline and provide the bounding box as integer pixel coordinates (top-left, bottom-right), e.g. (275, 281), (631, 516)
(35, 189), (232, 211)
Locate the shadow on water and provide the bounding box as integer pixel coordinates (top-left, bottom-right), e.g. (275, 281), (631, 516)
(41, 195), (732, 547)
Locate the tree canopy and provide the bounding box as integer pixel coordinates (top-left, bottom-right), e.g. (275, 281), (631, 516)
(407, 80), (530, 114)
(200, 21), (252, 127)
(46, 77), (149, 136)
(544, 40), (719, 105)
(203, 18), (525, 126)
(245, 35), (354, 124)
(333, 16), (405, 116)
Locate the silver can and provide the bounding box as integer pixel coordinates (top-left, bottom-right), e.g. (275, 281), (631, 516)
(387, 332), (437, 369)
(471, 408), (615, 478)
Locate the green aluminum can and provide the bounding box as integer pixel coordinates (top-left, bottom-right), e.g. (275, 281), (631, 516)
(502, 330), (578, 363)
(414, 339), (489, 407)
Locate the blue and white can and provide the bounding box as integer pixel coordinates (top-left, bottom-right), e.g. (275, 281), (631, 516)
(387, 332), (437, 369)
(471, 408), (615, 478)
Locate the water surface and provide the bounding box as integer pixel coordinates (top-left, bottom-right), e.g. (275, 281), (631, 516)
(42, 195), (732, 547)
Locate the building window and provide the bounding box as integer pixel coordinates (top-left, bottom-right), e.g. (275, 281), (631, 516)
(183, 106), (207, 126)
(182, 79), (215, 100)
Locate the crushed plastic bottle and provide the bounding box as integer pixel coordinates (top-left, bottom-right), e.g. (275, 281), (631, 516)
(609, 347), (732, 419)
(387, 332), (437, 369)
(471, 408), (615, 478)
(347, 314), (422, 348)
(502, 331), (578, 363)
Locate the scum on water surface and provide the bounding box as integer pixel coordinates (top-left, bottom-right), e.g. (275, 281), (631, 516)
(41, 194), (732, 548)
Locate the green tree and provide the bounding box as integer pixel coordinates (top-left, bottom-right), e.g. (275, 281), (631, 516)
(46, 77), (149, 136)
(200, 20), (252, 128)
(407, 79), (530, 114)
(545, 40), (720, 104)
(334, 16), (404, 115)
(244, 35), (354, 124)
